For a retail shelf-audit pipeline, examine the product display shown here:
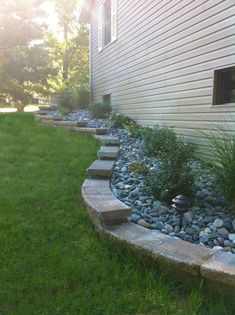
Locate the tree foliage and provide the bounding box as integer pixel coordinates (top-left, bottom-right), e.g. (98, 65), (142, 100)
(0, 0), (89, 110)
(49, 0), (89, 90)
(0, 0), (56, 110)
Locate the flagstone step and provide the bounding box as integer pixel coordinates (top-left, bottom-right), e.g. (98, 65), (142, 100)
(97, 146), (119, 160)
(71, 127), (107, 135)
(82, 179), (131, 225)
(52, 120), (87, 127)
(38, 105), (57, 111)
(35, 114), (62, 121)
(87, 160), (115, 179)
(94, 135), (120, 146)
(39, 119), (87, 127)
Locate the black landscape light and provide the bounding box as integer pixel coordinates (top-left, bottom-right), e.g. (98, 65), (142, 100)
(172, 195), (191, 229)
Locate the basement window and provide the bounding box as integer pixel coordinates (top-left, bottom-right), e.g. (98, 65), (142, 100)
(213, 66), (235, 105)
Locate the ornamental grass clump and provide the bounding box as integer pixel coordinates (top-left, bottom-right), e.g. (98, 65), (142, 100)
(204, 126), (235, 209)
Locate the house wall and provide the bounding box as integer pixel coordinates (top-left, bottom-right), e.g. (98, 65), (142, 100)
(90, 0), (235, 150)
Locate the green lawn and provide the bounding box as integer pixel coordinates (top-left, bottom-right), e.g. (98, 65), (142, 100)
(0, 113), (233, 315)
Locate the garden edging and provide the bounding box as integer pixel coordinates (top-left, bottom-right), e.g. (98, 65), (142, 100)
(35, 110), (235, 288)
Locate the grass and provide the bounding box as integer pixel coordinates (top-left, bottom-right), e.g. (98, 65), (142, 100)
(0, 113), (234, 315)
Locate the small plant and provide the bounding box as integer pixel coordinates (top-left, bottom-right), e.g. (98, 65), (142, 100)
(143, 126), (197, 204)
(109, 114), (134, 128)
(129, 162), (149, 174)
(90, 102), (112, 118)
(203, 126), (235, 208)
(127, 122), (144, 138)
(146, 158), (196, 204)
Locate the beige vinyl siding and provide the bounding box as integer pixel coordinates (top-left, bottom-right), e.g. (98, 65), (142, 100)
(90, 0), (235, 149)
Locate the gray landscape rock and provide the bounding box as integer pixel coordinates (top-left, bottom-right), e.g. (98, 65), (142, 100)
(137, 219), (151, 229)
(213, 218), (224, 228)
(155, 222), (165, 230)
(217, 227), (229, 237)
(165, 224), (174, 233)
(228, 234), (235, 242)
(184, 211), (193, 223)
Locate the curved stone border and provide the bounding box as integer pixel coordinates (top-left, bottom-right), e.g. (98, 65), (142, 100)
(35, 109), (235, 287)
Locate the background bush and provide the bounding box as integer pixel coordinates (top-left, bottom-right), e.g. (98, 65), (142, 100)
(90, 102), (112, 118)
(58, 87), (89, 114)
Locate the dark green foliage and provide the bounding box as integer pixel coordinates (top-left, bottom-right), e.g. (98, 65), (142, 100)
(129, 162), (149, 175)
(0, 0), (55, 110)
(90, 102), (112, 118)
(143, 126), (178, 156)
(127, 122), (144, 138)
(109, 113), (134, 128)
(146, 159), (196, 204)
(143, 126), (196, 159)
(58, 87), (89, 114)
(204, 127), (235, 208)
(109, 114), (144, 138)
(144, 126), (197, 204)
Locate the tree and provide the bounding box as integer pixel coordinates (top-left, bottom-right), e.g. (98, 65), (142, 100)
(51, 0), (89, 90)
(0, 0), (56, 110)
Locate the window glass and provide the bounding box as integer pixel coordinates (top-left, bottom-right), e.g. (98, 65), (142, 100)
(213, 67), (235, 104)
(103, 0), (111, 46)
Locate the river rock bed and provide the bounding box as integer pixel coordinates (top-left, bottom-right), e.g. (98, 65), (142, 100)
(49, 109), (235, 253)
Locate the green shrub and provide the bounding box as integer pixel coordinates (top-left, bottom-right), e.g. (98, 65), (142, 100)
(129, 162), (149, 174)
(143, 126), (197, 204)
(109, 113), (143, 138)
(58, 89), (74, 114)
(76, 89), (89, 109)
(109, 114), (134, 128)
(142, 126), (196, 160)
(146, 158), (196, 204)
(90, 102), (112, 118)
(142, 126), (178, 156)
(58, 88), (89, 114)
(204, 126), (235, 208)
(127, 122), (144, 138)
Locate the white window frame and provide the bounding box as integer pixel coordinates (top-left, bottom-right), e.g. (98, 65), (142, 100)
(98, 0), (117, 52)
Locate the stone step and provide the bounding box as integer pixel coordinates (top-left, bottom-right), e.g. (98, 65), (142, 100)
(35, 114), (62, 121)
(87, 160), (115, 179)
(71, 127), (107, 135)
(38, 105), (57, 111)
(39, 120), (87, 127)
(53, 120), (87, 127)
(82, 179), (132, 225)
(94, 135), (120, 146)
(97, 146), (119, 160)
